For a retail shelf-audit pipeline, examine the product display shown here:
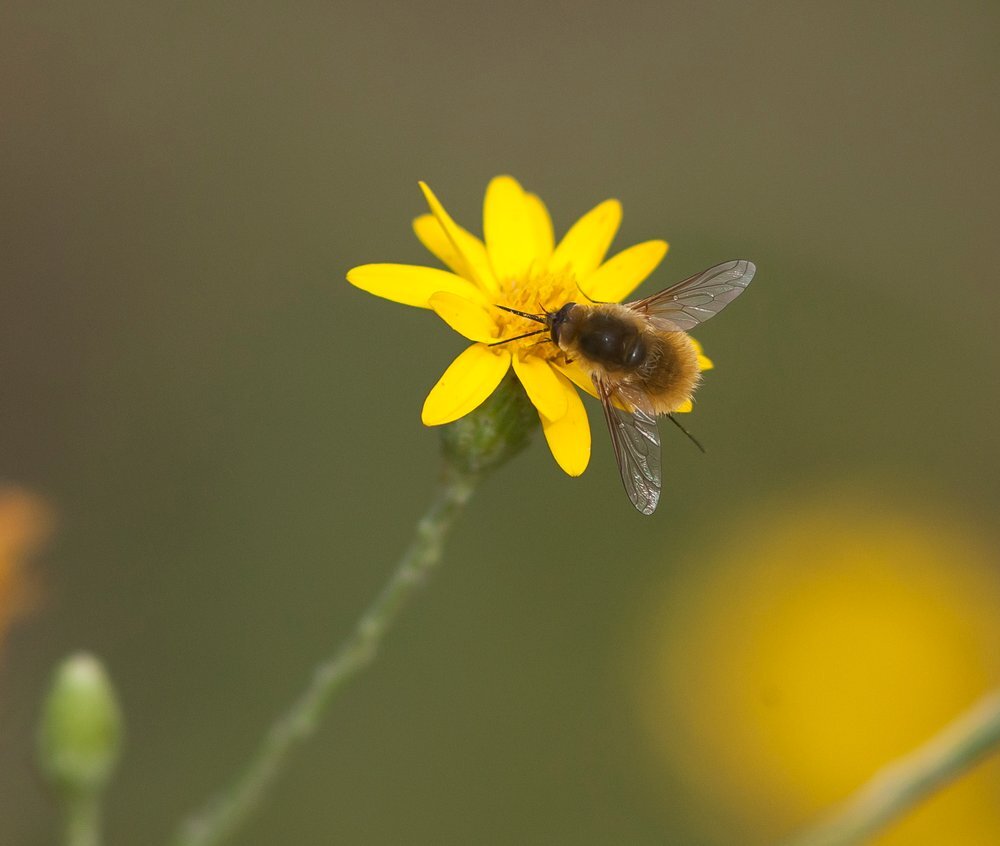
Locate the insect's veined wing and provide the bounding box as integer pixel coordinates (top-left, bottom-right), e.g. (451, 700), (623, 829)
(594, 376), (661, 515)
(628, 259), (755, 332)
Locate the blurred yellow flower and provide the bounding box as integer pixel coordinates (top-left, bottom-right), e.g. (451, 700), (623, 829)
(0, 486), (52, 652)
(634, 489), (1000, 845)
(347, 176), (712, 476)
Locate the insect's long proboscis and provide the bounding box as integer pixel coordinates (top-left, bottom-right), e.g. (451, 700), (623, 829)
(495, 304), (547, 324)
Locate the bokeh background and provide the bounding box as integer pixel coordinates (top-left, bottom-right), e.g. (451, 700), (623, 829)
(3, 2), (999, 844)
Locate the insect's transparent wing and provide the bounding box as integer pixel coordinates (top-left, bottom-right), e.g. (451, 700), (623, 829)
(628, 259), (755, 331)
(595, 376), (662, 515)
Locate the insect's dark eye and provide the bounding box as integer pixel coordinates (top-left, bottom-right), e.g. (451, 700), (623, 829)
(550, 303), (576, 343)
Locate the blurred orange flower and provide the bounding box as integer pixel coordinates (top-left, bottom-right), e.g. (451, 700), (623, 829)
(0, 486), (53, 651)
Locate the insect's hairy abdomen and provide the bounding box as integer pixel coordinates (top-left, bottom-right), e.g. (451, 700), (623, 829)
(631, 330), (701, 414)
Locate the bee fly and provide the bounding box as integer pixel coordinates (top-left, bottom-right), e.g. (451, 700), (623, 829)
(493, 260), (755, 514)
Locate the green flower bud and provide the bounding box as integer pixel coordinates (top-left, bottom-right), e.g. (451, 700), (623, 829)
(440, 370), (539, 476)
(38, 652), (123, 798)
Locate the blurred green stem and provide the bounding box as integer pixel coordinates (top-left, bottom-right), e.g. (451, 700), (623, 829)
(781, 689), (1000, 846)
(172, 465), (479, 846)
(65, 795), (102, 846)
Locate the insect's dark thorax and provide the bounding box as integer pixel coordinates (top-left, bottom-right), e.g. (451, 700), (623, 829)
(560, 303), (700, 414)
(573, 308), (648, 372)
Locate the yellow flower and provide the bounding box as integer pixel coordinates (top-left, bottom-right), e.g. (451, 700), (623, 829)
(347, 176), (713, 476)
(634, 489), (1000, 844)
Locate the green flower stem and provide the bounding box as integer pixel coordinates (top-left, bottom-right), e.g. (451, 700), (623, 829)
(65, 795), (102, 846)
(781, 689), (1000, 846)
(172, 465), (479, 846)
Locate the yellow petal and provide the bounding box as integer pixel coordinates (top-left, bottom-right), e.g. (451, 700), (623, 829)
(553, 362), (629, 411)
(421, 344), (511, 426)
(512, 355), (568, 421)
(555, 360), (598, 399)
(540, 371), (591, 476)
(687, 337), (714, 371)
(525, 192), (554, 262)
(418, 182), (499, 294)
(581, 240), (669, 303)
(675, 398), (694, 413)
(484, 175), (538, 283)
(428, 292), (498, 343)
(412, 214), (469, 278)
(550, 199), (622, 280)
(347, 264), (486, 309)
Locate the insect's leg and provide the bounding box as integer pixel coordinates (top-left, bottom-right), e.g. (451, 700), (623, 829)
(666, 413), (706, 453)
(488, 329), (547, 347)
(575, 284), (610, 304)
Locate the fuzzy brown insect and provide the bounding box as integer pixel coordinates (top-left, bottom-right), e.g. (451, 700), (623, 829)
(496, 260), (756, 514)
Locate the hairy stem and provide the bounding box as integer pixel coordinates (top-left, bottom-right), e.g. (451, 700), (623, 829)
(172, 466), (479, 846)
(781, 690), (1000, 846)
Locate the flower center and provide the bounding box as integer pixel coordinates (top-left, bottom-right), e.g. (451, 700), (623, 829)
(494, 270), (580, 363)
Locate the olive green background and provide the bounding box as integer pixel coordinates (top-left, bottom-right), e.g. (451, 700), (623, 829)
(2, 2), (999, 844)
